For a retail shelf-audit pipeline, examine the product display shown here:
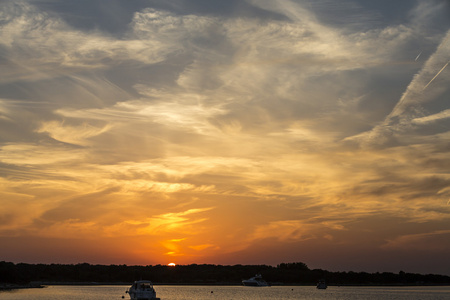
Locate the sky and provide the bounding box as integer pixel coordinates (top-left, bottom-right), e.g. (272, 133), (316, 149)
(0, 0), (450, 275)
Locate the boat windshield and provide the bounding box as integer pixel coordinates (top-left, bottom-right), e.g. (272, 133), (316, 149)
(140, 283), (153, 289)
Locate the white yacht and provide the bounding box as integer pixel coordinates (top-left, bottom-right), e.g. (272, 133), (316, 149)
(126, 280), (160, 300)
(242, 274), (269, 286)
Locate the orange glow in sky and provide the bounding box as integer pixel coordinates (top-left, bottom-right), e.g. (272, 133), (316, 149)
(0, 0), (450, 276)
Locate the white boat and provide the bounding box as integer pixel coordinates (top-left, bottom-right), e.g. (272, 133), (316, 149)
(126, 280), (160, 300)
(316, 279), (327, 289)
(242, 274), (269, 286)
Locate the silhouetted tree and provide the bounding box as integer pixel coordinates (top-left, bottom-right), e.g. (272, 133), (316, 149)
(1, 261), (449, 286)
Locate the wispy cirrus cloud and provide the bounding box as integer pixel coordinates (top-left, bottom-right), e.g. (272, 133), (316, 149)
(346, 29), (450, 147)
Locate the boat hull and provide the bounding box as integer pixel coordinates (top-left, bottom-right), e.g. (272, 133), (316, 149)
(129, 294), (160, 300)
(242, 281), (264, 286)
(127, 280), (159, 300)
(242, 274), (269, 287)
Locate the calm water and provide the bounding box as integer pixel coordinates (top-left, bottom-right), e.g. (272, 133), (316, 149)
(1, 285), (449, 300)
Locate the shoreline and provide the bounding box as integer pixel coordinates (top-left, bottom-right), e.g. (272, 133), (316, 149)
(2, 282), (450, 289)
(0, 284), (45, 291)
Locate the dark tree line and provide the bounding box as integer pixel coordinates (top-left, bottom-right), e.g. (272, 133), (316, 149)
(1, 261), (449, 286)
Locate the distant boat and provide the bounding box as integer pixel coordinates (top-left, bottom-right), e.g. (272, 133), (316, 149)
(242, 274), (269, 286)
(316, 279), (327, 289)
(126, 280), (160, 300)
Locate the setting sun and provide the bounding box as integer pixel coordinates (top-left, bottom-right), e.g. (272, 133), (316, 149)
(168, 263), (176, 267)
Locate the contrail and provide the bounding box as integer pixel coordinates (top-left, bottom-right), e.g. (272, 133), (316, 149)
(423, 60), (450, 90)
(415, 51), (422, 61)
